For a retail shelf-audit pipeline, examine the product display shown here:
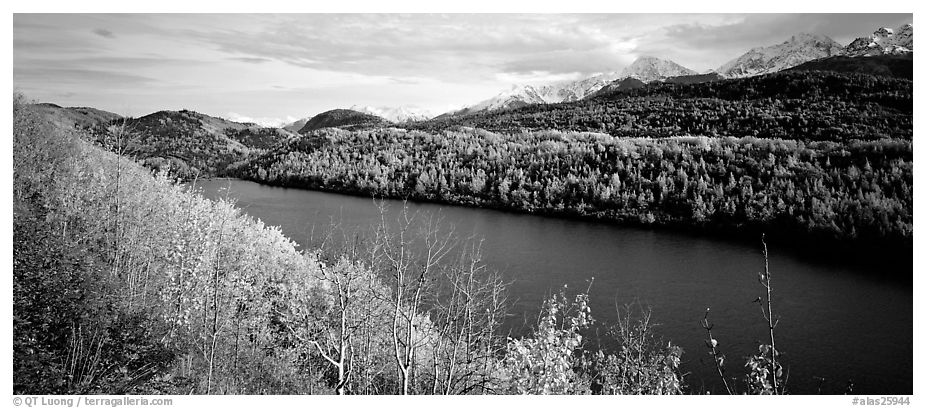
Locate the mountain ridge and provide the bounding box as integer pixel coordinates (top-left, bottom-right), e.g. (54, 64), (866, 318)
(845, 24), (913, 56)
(716, 33), (845, 78)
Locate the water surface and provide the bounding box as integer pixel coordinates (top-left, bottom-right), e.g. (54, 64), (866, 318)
(195, 178), (912, 395)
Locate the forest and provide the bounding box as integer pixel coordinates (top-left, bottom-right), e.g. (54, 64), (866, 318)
(410, 71), (912, 143)
(222, 71), (912, 260)
(230, 127), (912, 259)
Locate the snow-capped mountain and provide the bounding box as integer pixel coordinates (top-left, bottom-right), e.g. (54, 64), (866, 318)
(349, 105), (434, 123)
(845, 24), (913, 56)
(448, 72), (623, 115)
(717, 33), (845, 78)
(451, 56), (696, 115)
(620, 56), (697, 82)
(282, 117), (311, 132)
(470, 75), (614, 110)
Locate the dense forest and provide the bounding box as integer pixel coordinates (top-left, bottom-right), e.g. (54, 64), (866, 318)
(230, 128), (911, 257)
(786, 54), (914, 80)
(409, 71), (912, 143)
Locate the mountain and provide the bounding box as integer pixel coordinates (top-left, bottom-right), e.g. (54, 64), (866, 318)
(283, 117), (312, 132)
(349, 105), (433, 123)
(619, 56), (698, 82)
(447, 56), (698, 116)
(119, 109), (292, 177)
(717, 33), (845, 78)
(410, 70), (911, 144)
(845, 24), (913, 56)
(445, 72), (624, 116)
(298, 109), (391, 133)
(786, 54), (913, 80)
(27, 103), (122, 130)
(589, 77), (646, 98)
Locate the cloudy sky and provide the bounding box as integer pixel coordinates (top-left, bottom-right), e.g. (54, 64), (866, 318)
(13, 13), (912, 126)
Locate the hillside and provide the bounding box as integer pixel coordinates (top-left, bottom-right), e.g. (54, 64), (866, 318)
(26, 103), (122, 130)
(94, 109), (290, 178)
(13, 95), (327, 394)
(407, 71), (911, 143)
(298, 109), (392, 133)
(664, 72), (723, 85)
(786, 54), (913, 79)
(589, 77), (646, 97)
(233, 126), (912, 257)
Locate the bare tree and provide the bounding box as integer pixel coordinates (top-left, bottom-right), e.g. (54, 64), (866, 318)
(699, 308), (733, 395)
(374, 202), (454, 394)
(428, 238), (509, 394)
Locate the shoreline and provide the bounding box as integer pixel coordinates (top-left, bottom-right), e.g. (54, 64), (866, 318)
(200, 176), (913, 282)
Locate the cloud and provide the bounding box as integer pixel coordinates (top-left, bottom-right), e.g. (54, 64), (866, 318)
(14, 66), (158, 88)
(388, 77), (420, 85)
(181, 14), (639, 81)
(12, 13), (916, 120)
(93, 28), (116, 39)
(224, 112), (295, 128)
(228, 56), (272, 64)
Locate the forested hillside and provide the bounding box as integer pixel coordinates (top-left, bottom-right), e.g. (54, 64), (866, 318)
(298, 109), (392, 133)
(786, 54), (913, 80)
(14, 96), (325, 394)
(232, 127), (911, 255)
(408, 71), (911, 143)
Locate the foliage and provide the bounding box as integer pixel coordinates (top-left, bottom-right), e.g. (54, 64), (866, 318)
(745, 344), (784, 395)
(500, 289), (594, 394)
(588, 304), (684, 395)
(498, 289), (685, 395)
(232, 126), (912, 254)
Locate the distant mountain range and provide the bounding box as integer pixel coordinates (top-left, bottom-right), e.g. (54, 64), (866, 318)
(32, 22), (913, 137)
(440, 72), (624, 117)
(443, 23), (912, 117)
(349, 105), (434, 123)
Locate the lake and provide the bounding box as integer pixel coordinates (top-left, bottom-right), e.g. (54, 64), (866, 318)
(194, 178), (912, 395)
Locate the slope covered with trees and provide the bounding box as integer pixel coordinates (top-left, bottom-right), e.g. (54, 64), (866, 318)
(786, 54), (913, 80)
(298, 109), (392, 133)
(14, 96), (326, 394)
(408, 71), (912, 143)
(231, 126), (912, 259)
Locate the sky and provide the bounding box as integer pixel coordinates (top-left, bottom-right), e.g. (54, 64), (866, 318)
(13, 13), (913, 126)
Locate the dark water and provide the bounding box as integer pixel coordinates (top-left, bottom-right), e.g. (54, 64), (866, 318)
(194, 178), (912, 395)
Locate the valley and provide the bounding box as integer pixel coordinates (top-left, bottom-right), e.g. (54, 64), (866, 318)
(13, 15), (915, 397)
